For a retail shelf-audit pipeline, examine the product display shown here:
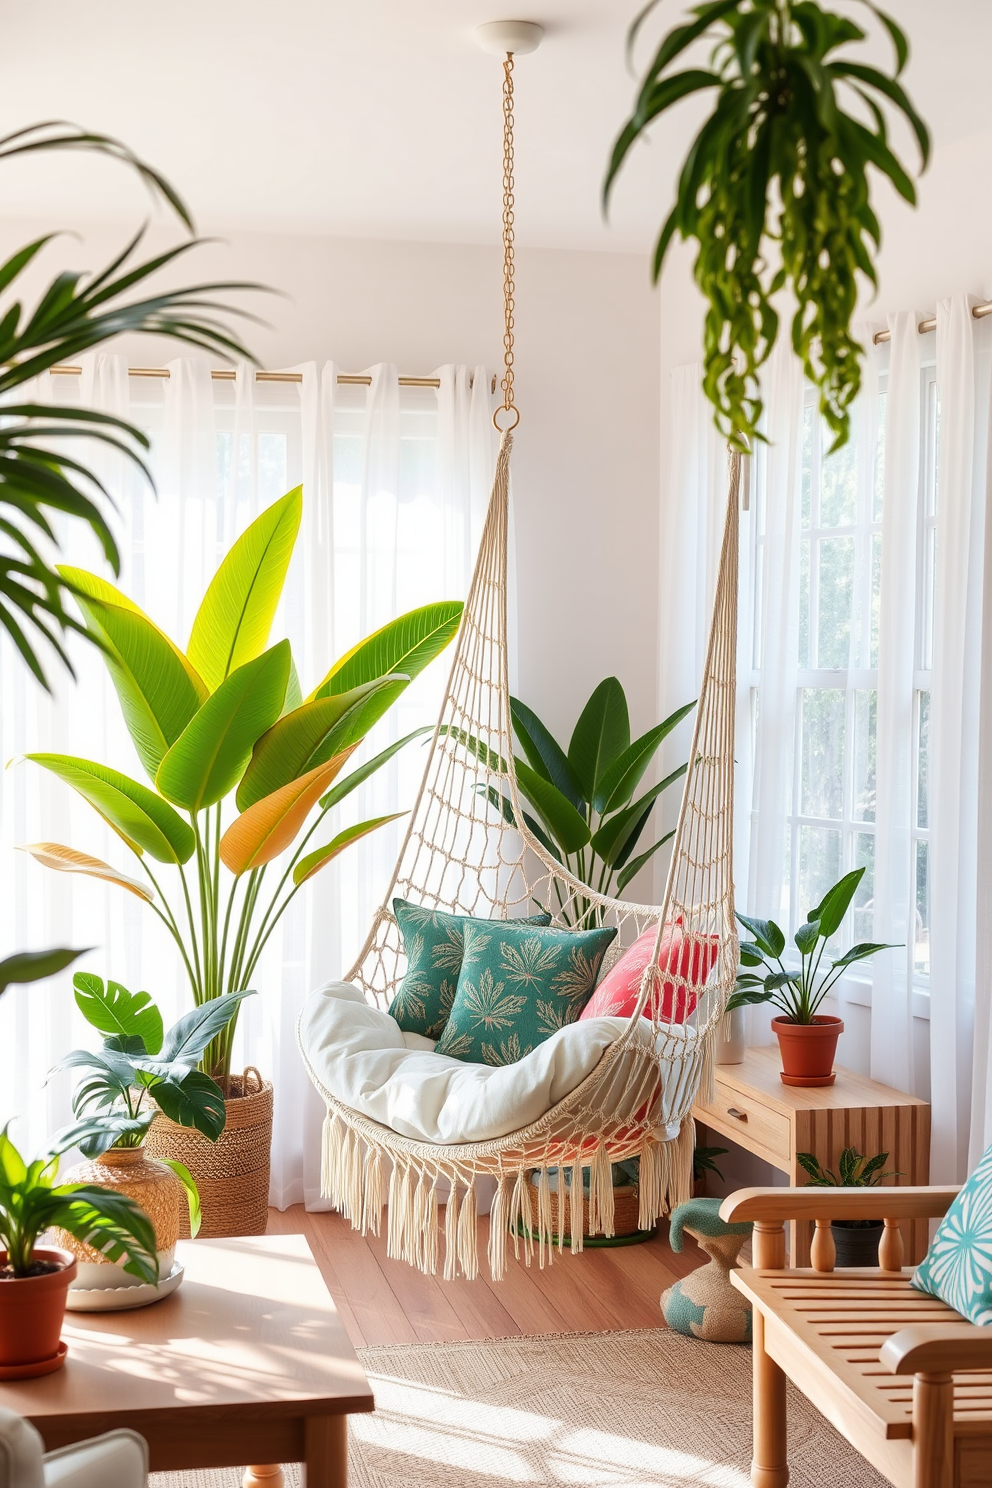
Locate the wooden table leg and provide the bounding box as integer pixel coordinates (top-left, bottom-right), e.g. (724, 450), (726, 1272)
(752, 1311), (789, 1488)
(243, 1469), (285, 1488)
(305, 1414), (348, 1488)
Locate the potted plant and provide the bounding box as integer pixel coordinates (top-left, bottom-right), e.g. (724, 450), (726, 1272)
(605, 0), (929, 455)
(726, 867), (895, 1085)
(454, 677), (694, 924)
(19, 489), (463, 1235)
(693, 1144), (729, 1197)
(798, 1147), (902, 1267)
(0, 1126), (157, 1377)
(50, 974), (250, 1303)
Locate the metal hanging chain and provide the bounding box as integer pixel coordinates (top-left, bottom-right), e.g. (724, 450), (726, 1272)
(495, 51), (520, 432)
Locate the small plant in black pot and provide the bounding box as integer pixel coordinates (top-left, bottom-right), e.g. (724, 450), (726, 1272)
(798, 1147), (903, 1267)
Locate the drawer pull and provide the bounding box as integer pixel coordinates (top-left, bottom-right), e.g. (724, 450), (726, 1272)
(727, 1107), (748, 1122)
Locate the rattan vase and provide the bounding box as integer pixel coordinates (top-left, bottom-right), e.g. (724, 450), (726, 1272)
(53, 1147), (184, 1296)
(145, 1068), (273, 1238)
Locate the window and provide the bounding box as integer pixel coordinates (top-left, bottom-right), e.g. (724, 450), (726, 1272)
(747, 364), (933, 986)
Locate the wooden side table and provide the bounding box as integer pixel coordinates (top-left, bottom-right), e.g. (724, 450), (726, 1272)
(692, 1046), (931, 1264)
(0, 1234), (374, 1487)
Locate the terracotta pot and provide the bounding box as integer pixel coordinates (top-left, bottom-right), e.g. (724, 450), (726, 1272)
(771, 1015), (844, 1087)
(53, 1146), (183, 1290)
(0, 1247), (76, 1375)
(831, 1219), (883, 1267)
(145, 1069), (273, 1237)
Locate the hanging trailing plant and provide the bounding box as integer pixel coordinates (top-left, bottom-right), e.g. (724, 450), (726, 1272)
(605, 0), (930, 450)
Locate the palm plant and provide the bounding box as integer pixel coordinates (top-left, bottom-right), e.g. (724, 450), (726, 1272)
(0, 1125), (157, 1281)
(20, 488), (462, 1081)
(459, 677), (693, 925)
(605, 1), (930, 451)
(0, 120), (261, 690)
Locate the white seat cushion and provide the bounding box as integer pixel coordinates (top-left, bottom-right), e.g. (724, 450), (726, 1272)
(299, 981), (691, 1145)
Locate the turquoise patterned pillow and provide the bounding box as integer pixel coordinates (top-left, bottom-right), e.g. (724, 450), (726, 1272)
(388, 900), (551, 1040)
(912, 1140), (992, 1325)
(434, 920), (617, 1067)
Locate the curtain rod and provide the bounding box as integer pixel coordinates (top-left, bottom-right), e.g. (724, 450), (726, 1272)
(46, 365), (498, 392)
(872, 299), (992, 345)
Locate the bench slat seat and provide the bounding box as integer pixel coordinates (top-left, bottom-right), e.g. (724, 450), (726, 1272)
(733, 1268), (992, 1445)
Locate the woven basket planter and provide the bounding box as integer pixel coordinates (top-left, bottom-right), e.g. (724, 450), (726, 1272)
(145, 1069), (273, 1238)
(525, 1174), (644, 1244)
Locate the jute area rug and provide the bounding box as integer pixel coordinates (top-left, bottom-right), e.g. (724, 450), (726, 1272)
(151, 1327), (888, 1488)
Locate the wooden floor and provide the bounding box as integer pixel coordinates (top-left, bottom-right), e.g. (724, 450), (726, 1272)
(266, 1206), (700, 1348)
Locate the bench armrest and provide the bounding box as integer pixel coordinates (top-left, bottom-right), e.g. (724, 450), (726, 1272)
(720, 1186), (959, 1224)
(881, 1323), (992, 1375)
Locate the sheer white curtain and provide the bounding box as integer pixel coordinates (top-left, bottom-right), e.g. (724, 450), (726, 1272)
(0, 354), (495, 1209)
(930, 300), (992, 1178)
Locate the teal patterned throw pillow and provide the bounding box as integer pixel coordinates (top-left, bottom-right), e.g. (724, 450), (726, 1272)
(912, 1139), (992, 1325)
(434, 920), (617, 1067)
(388, 900), (551, 1040)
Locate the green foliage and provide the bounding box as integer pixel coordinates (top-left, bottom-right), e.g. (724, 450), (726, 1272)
(0, 947), (87, 1000)
(727, 867), (896, 1021)
(0, 1124), (158, 1280)
(454, 679), (693, 925)
(605, 0), (930, 451)
(24, 491), (462, 1079)
(0, 121), (264, 690)
(53, 975), (252, 1236)
(797, 1145), (901, 1187)
(693, 1144), (729, 1181)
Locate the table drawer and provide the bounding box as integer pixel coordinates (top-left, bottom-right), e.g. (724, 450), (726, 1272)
(695, 1082), (792, 1165)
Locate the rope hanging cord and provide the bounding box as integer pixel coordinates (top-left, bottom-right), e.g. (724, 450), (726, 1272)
(494, 52), (520, 433)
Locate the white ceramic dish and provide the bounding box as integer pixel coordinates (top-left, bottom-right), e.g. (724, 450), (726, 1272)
(65, 1260), (184, 1312)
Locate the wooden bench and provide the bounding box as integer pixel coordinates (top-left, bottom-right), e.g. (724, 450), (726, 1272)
(722, 1187), (992, 1488)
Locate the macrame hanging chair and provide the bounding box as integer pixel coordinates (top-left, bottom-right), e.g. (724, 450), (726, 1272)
(300, 48), (742, 1282)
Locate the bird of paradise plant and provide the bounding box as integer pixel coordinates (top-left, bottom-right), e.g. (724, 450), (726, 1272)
(18, 487), (463, 1082)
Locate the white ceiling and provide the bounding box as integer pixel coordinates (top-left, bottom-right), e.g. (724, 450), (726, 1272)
(1, 0), (989, 253)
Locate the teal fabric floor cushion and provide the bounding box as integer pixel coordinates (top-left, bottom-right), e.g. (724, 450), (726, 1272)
(912, 1138), (992, 1325)
(662, 1198), (754, 1343)
(388, 900), (551, 1040)
(434, 920), (616, 1066)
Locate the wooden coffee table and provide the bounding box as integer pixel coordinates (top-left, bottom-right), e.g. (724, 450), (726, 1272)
(0, 1234), (374, 1487)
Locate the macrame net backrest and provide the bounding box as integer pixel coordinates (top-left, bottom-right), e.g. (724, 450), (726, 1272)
(349, 430), (740, 1047)
(306, 431), (743, 1280)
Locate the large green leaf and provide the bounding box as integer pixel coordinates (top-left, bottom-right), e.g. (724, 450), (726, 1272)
(510, 696), (584, 809)
(514, 758), (591, 855)
(156, 642), (290, 811)
(293, 814), (406, 885)
(0, 946), (87, 997)
(158, 987), (255, 1064)
(615, 830), (675, 894)
(236, 676), (406, 811)
(72, 972), (163, 1054)
(310, 601), (463, 697)
(150, 1068), (227, 1140)
(590, 768), (685, 867)
(809, 867), (865, 938)
(186, 488), (302, 692)
(594, 700), (696, 814)
(62, 580), (205, 779)
(318, 727), (432, 811)
(567, 678), (630, 803)
(24, 754), (195, 863)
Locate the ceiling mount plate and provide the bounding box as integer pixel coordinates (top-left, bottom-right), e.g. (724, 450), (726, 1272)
(475, 20), (544, 56)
